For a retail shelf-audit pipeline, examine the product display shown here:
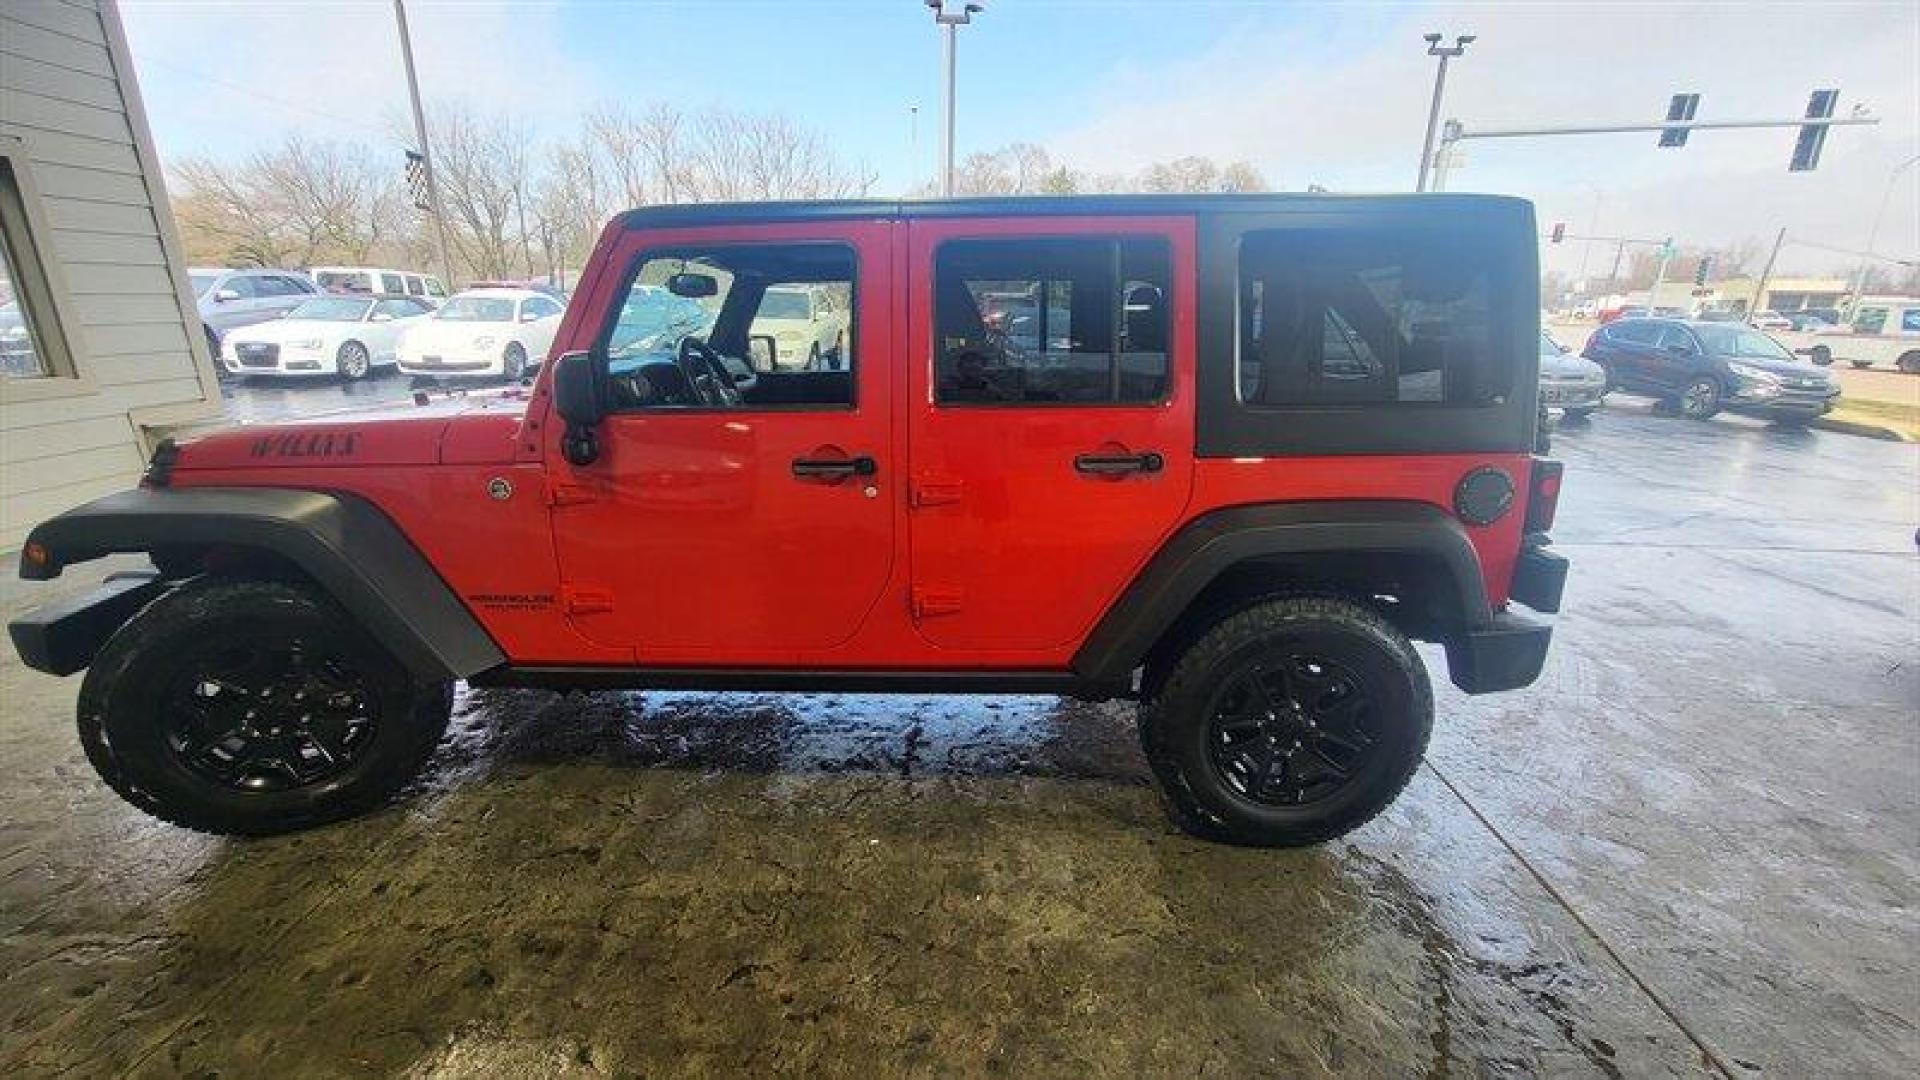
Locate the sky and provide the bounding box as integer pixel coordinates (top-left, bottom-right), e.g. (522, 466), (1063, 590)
(117, 0), (1920, 283)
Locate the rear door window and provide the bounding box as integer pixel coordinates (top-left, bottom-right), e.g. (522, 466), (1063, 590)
(1610, 321), (1660, 346)
(380, 272), (407, 294)
(933, 236), (1170, 405)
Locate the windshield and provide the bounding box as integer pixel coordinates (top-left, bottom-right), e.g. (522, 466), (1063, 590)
(435, 296), (515, 322)
(189, 273), (220, 297)
(287, 298), (371, 322)
(1538, 330), (1567, 357)
(758, 290), (810, 320)
(1694, 324), (1794, 361)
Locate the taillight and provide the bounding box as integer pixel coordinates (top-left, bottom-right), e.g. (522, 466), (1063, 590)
(1524, 456), (1563, 534)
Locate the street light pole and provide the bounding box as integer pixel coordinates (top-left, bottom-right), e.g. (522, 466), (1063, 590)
(926, 1), (983, 197)
(1845, 153), (1920, 317)
(393, 0), (454, 288)
(1415, 33), (1473, 192)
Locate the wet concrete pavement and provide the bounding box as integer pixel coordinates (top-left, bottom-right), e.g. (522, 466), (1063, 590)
(2, 395), (1915, 1076)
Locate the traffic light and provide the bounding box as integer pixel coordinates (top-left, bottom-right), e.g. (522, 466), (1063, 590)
(1659, 93), (1701, 147)
(1790, 89), (1839, 171)
(1694, 255), (1714, 287)
(1550, 222), (1566, 244)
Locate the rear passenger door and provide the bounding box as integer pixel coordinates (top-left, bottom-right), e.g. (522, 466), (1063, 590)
(905, 217), (1196, 654)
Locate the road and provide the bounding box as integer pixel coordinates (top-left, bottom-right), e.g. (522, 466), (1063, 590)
(2, 393), (1915, 1076)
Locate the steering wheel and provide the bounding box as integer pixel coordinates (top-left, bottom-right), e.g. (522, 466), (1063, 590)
(676, 337), (741, 407)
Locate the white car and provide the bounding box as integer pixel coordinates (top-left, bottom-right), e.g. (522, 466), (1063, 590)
(1749, 311), (1794, 331)
(749, 284), (849, 370)
(310, 266), (449, 306)
(222, 295), (433, 380)
(396, 288), (565, 380)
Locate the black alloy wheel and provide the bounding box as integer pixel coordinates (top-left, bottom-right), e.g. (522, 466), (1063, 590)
(1204, 653), (1378, 808)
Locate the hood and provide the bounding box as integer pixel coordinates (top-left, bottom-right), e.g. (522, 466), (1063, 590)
(1540, 350), (1602, 378)
(227, 318), (346, 345)
(170, 389), (533, 472)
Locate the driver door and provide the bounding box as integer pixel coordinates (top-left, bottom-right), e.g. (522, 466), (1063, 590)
(544, 222), (896, 664)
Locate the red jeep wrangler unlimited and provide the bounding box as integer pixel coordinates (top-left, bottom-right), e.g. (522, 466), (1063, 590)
(10, 195), (1567, 847)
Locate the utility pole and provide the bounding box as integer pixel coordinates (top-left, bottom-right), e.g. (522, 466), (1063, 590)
(1846, 153), (1920, 318)
(926, 2), (983, 197)
(1646, 237), (1675, 311)
(1750, 227), (1787, 321)
(908, 105), (919, 193)
(394, 0), (454, 288)
(1415, 33), (1474, 192)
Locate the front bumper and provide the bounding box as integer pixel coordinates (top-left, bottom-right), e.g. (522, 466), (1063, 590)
(398, 350), (499, 376)
(8, 570), (167, 676)
(1728, 380), (1839, 415)
(1540, 380), (1608, 408)
(225, 342), (333, 375)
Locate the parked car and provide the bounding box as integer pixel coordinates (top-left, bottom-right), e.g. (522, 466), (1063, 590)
(10, 193), (1566, 847)
(1786, 308), (1840, 331)
(0, 301), (35, 377)
(1749, 311), (1793, 331)
(1538, 329), (1608, 418)
(396, 287), (564, 380)
(188, 267), (320, 355)
(310, 266), (448, 305)
(748, 284), (849, 370)
(1599, 305), (1648, 324)
(608, 285), (711, 358)
(221, 295), (433, 381)
(1583, 316), (1838, 424)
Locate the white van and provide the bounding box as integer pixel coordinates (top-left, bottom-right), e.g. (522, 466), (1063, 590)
(1780, 298), (1920, 372)
(309, 266), (449, 306)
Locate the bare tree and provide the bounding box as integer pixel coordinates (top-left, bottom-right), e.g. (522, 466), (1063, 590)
(426, 102), (532, 281)
(171, 136), (403, 268)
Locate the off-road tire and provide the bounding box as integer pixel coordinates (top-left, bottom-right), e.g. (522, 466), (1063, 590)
(77, 578), (452, 836)
(1139, 594), (1432, 848)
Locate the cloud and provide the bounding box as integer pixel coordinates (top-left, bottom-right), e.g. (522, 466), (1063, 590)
(1045, 1), (1920, 275)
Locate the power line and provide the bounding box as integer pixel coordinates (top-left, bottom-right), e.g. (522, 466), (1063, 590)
(129, 50), (399, 144)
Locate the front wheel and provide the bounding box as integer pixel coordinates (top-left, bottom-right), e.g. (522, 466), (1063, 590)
(502, 343), (528, 382)
(1678, 376), (1722, 419)
(336, 339), (371, 381)
(1139, 595), (1432, 847)
(1898, 351), (1920, 375)
(1808, 345), (1833, 366)
(77, 579), (452, 836)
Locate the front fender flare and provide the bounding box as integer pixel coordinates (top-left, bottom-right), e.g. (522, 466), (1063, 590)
(18, 487), (504, 680)
(1071, 501), (1492, 685)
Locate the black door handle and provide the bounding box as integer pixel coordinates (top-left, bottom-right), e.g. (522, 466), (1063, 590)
(791, 455), (877, 480)
(1074, 451), (1164, 475)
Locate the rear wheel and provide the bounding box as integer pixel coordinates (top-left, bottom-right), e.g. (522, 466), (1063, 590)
(1808, 345), (1833, 366)
(1678, 376), (1722, 419)
(1139, 595), (1431, 847)
(77, 578), (452, 836)
(336, 340), (371, 381)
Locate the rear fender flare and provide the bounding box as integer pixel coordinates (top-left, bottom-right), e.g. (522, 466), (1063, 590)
(18, 487), (504, 680)
(1071, 501), (1490, 684)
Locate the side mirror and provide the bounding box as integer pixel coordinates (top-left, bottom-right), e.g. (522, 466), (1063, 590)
(551, 351), (607, 465)
(214, 288), (241, 303)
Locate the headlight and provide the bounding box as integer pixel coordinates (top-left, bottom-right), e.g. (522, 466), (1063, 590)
(1727, 362), (1780, 383)
(288, 338), (323, 350)
(472, 336), (497, 349)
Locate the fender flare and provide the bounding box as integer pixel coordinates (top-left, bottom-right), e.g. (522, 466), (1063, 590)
(1071, 500), (1491, 684)
(18, 487), (505, 680)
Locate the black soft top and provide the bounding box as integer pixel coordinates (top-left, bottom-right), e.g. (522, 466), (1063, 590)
(614, 193), (1532, 230)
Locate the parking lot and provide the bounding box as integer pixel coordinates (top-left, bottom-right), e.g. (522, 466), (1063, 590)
(2, 390), (1912, 1076)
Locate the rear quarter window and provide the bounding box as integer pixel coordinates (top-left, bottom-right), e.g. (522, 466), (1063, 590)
(1236, 228), (1510, 408)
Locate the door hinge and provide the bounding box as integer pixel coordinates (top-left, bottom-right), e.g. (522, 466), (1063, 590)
(910, 585), (964, 619)
(547, 482), (599, 507)
(910, 476), (963, 509)
(563, 586), (615, 615)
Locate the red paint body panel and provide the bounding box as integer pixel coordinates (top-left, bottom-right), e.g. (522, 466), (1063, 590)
(160, 209), (1531, 673)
